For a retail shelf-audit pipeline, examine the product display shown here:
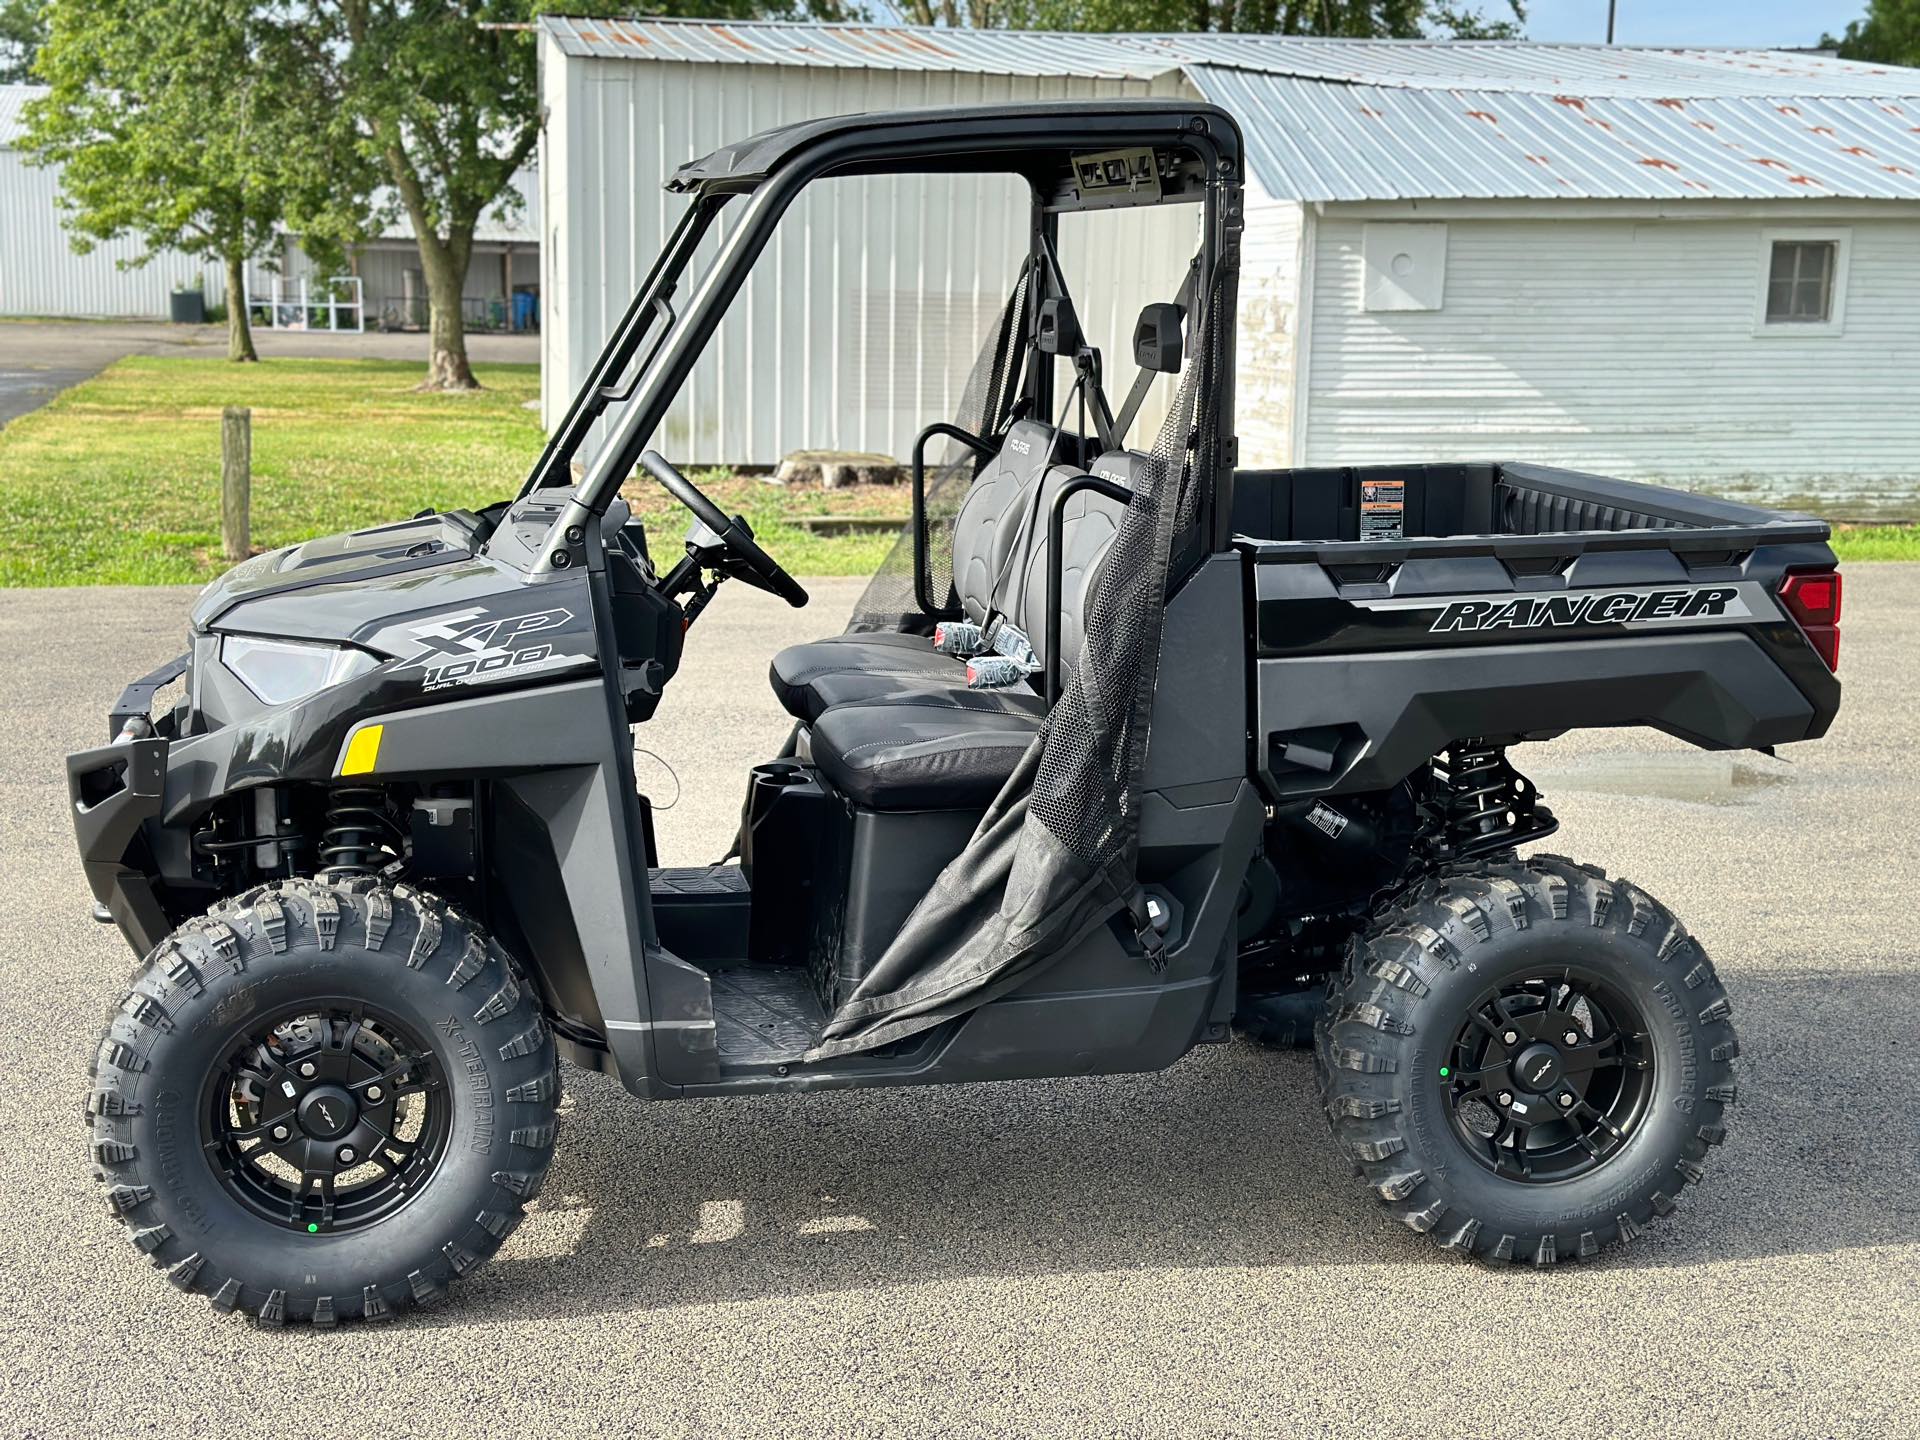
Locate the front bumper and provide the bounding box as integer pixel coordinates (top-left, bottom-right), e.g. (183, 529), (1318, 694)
(67, 733), (172, 956)
(68, 652), (194, 956)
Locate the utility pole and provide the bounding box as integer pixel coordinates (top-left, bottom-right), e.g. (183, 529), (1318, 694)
(1607, 0), (1618, 44)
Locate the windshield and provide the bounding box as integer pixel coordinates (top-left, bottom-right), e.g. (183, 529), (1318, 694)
(525, 108), (1229, 535)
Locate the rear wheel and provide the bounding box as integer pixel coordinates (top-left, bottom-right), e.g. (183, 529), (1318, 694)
(88, 878), (559, 1323)
(1315, 854), (1736, 1264)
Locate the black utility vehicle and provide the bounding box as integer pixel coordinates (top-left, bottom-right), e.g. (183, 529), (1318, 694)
(71, 102), (1843, 1324)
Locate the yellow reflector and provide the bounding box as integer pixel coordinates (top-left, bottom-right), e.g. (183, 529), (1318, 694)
(340, 724), (384, 776)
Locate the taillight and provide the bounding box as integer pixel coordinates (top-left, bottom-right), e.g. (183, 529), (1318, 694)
(1779, 569), (1842, 672)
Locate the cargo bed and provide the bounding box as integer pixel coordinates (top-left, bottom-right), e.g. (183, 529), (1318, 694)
(1230, 460), (1831, 560)
(1229, 461), (1842, 801)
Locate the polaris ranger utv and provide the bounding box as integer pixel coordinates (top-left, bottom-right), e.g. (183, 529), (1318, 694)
(71, 101), (1843, 1324)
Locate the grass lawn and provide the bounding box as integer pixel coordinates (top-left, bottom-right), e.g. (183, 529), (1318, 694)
(1830, 525), (1920, 562)
(0, 355), (1911, 586)
(0, 356), (899, 586)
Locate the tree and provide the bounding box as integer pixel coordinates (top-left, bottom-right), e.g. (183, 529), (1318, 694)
(898, 0), (1521, 36)
(23, 0), (326, 362)
(289, 0), (864, 392)
(1426, 2), (1524, 37)
(0, 0), (45, 83)
(1822, 1), (1920, 66)
(281, 0), (541, 391)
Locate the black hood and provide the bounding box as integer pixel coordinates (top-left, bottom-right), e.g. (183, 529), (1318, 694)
(191, 511), (494, 637)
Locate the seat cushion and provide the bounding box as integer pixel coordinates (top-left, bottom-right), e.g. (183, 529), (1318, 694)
(806, 669), (1046, 718)
(771, 422), (1072, 723)
(769, 633), (951, 721)
(810, 700), (1040, 811)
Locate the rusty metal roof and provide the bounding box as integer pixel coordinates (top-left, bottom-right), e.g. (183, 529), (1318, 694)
(0, 84), (41, 147)
(538, 19), (1918, 96)
(539, 19), (1920, 202)
(1194, 67), (1920, 201)
(539, 18), (1175, 76)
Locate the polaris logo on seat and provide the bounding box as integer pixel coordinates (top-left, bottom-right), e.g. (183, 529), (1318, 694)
(1430, 586), (1750, 634)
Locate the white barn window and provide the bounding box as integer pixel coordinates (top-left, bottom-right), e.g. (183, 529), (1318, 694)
(1756, 229), (1850, 335)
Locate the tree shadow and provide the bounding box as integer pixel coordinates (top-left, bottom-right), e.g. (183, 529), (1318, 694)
(413, 967), (1918, 1329)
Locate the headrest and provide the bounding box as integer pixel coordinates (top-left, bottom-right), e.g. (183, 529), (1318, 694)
(1035, 296), (1083, 357)
(1132, 302), (1185, 374)
(1089, 450), (1154, 492)
(996, 418), (1075, 471)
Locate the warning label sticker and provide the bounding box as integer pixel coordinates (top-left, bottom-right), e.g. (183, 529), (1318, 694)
(1360, 479), (1405, 541)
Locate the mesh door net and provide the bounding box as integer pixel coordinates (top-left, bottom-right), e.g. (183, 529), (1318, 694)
(843, 263), (1033, 634)
(807, 266), (1229, 1061)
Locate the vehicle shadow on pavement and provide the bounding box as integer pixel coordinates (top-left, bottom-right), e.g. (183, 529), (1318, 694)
(414, 965), (1919, 1326)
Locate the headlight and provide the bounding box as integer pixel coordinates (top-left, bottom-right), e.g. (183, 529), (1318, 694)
(221, 635), (379, 705)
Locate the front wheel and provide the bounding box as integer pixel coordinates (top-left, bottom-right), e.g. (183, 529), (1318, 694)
(88, 879), (559, 1324)
(1316, 854), (1736, 1264)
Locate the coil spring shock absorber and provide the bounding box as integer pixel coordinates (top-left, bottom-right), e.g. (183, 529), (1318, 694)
(1446, 740), (1511, 849)
(1440, 739), (1558, 858)
(318, 786), (395, 878)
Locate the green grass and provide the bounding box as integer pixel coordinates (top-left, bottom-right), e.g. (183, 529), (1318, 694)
(2, 355), (1914, 586)
(1830, 525), (1920, 563)
(0, 356), (898, 586)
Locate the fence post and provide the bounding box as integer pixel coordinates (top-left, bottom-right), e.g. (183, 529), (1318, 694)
(221, 406), (251, 562)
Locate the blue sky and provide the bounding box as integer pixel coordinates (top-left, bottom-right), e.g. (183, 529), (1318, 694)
(1521, 1), (1865, 48)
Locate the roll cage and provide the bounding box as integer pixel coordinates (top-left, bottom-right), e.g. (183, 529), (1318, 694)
(515, 100), (1247, 573)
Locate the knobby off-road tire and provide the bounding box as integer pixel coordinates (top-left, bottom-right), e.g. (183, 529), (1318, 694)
(1315, 854), (1736, 1264)
(88, 878), (559, 1324)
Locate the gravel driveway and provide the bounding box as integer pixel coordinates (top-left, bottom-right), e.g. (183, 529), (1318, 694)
(1, 571), (1913, 1437)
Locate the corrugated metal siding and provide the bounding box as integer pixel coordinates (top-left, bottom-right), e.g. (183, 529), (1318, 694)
(1302, 206), (1920, 515)
(1234, 175), (1304, 467)
(0, 149), (227, 317)
(3, 84), (531, 319)
(544, 50), (1196, 467)
(1190, 67), (1920, 202)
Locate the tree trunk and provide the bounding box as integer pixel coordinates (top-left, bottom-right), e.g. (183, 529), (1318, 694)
(225, 253), (258, 363)
(419, 234), (478, 391)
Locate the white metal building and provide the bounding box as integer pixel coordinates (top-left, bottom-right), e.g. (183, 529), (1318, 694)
(540, 20), (1920, 514)
(1, 83), (538, 331)
(1, 83), (228, 317)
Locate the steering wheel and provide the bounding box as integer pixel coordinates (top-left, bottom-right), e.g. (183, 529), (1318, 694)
(637, 449), (808, 608)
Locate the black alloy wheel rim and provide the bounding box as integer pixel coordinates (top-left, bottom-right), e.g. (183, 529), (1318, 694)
(1440, 970), (1655, 1184)
(201, 1002), (451, 1234)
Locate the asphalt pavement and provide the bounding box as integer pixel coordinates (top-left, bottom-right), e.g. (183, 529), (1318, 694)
(1, 570), (1914, 1437)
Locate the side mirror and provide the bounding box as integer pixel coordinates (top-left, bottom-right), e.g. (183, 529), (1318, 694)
(1133, 302), (1184, 374)
(1036, 296), (1082, 356)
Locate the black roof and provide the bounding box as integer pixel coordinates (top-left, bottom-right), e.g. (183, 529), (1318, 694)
(664, 99), (1243, 193)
